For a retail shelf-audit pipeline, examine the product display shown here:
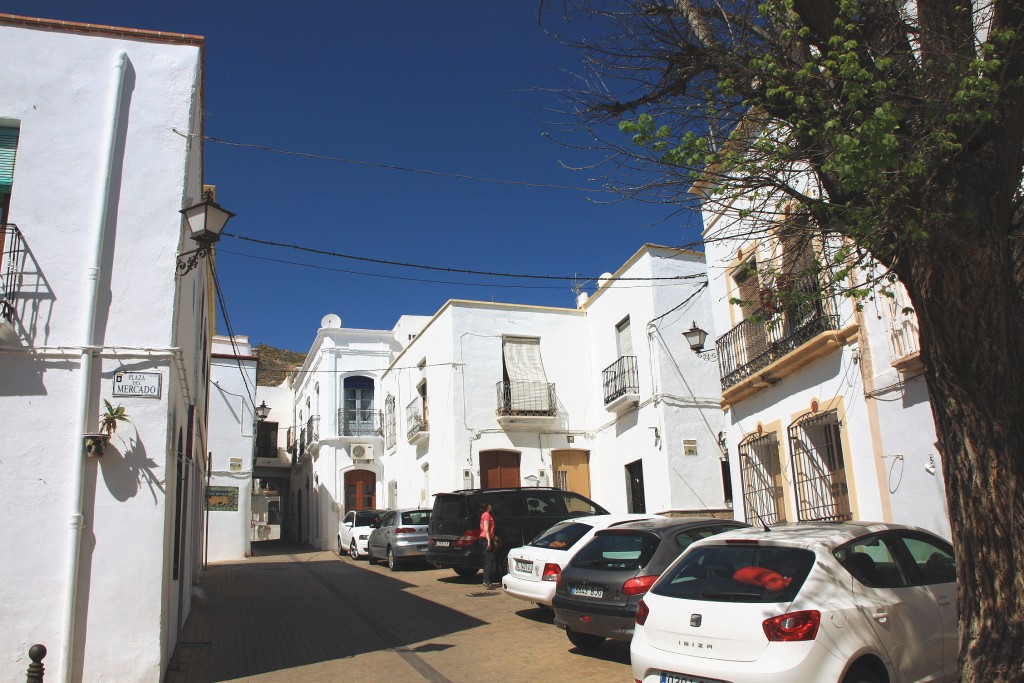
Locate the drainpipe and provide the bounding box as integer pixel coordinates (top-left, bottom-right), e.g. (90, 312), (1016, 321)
(60, 50), (129, 683)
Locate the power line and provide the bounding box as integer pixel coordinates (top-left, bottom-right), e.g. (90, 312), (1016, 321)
(209, 258), (258, 411)
(217, 247), (708, 291)
(223, 233), (708, 283)
(172, 129), (617, 194)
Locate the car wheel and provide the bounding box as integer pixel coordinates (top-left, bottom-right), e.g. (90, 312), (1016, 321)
(367, 549), (378, 565)
(337, 536), (344, 556)
(349, 540), (359, 559)
(388, 547), (400, 572)
(843, 664), (883, 683)
(453, 567), (479, 578)
(566, 629), (605, 651)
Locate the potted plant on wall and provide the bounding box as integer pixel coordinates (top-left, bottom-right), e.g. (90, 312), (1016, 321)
(83, 399), (129, 457)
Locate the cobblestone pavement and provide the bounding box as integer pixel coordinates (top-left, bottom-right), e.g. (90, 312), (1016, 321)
(164, 541), (631, 682)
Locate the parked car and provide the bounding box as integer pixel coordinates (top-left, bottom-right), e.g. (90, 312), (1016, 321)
(552, 517), (746, 650)
(503, 514), (661, 608)
(338, 509), (384, 559)
(427, 487), (609, 578)
(630, 522), (958, 683)
(367, 508), (432, 571)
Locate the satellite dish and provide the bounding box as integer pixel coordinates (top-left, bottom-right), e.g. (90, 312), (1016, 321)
(320, 313), (342, 329)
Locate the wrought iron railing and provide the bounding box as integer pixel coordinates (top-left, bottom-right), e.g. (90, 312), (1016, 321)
(886, 287), (921, 361)
(305, 416), (319, 446)
(602, 355), (639, 405)
(406, 397), (428, 440)
(716, 277), (840, 389)
(496, 380), (556, 417)
(339, 408), (383, 437)
(1, 224), (24, 323)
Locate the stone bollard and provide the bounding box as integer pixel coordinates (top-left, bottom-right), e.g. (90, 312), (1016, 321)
(25, 644), (46, 683)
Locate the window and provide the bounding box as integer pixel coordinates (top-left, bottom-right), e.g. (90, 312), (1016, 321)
(500, 336), (552, 414)
(615, 316), (633, 357)
(788, 411), (851, 521)
(836, 534), (909, 589)
(683, 439), (698, 457)
(0, 126), (19, 225)
(255, 421), (278, 460)
(738, 431), (786, 525)
(343, 375), (375, 436)
(384, 394), (396, 448)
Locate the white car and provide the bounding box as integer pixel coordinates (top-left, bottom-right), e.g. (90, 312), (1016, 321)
(338, 509), (384, 559)
(502, 513), (660, 607)
(631, 521), (957, 683)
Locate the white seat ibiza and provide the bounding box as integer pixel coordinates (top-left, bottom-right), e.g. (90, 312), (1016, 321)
(503, 513), (660, 607)
(630, 522), (957, 683)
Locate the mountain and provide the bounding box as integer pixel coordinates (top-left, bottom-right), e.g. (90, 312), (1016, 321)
(254, 344), (306, 387)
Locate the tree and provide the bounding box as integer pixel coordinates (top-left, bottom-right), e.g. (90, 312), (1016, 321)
(546, 1), (1024, 679)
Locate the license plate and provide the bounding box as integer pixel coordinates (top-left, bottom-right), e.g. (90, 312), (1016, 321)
(570, 584), (604, 598)
(434, 540), (450, 547)
(514, 559), (533, 573)
(660, 673), (716, 683)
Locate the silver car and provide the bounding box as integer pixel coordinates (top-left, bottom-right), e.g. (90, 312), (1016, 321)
(367, 508), (432, 571)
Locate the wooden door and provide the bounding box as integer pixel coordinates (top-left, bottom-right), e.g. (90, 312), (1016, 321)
(479, 450), (521, 489)
(344, 470), (377, 510)
(550, 450), (591, 498)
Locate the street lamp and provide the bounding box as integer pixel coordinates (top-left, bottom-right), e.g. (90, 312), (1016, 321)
(255, 401), (271, 421)
(683, 321), (718, 362)
(176, 190), (235, 275)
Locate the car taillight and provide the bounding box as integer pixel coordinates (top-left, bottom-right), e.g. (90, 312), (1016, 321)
(762, 610), (820, 641)
(454, 529), (481, 548)
(395, 527), (416, 535)
(635, 598), (650, 625)
(622, 575), (658, 596)
(542, 563), (561, 582)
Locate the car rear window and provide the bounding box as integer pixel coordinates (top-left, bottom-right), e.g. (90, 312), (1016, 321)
(355, 511), (380, 526)
(529, 522), (593, 550)
(433, 496), (468, 521)
(570, 532), (661, 571)
(402, 511), (430, 525)
(653, 544), (815, 603)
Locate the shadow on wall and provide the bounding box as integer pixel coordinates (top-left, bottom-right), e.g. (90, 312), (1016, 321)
(101, 430), (164, 503)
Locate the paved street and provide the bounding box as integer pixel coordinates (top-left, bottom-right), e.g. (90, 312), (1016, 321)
(165, 541), (630, 682)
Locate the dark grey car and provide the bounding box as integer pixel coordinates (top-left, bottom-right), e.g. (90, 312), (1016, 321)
(552, 517), (747, 650)
(367, 508), (432, 571)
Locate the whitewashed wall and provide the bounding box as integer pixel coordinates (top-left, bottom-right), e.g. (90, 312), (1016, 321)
(0, 21), (205, 683)
(207, 336), (257, 562)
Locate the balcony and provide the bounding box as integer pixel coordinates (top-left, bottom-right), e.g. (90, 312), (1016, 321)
(304, 416), (319, 449)
(887, 302), (923, 375)
(496, 380), (556, 429)
(602, 356), (640, 413)
(717, 279), (852, 404)
(406, 397), (428, 444)
(1, 224), (24, 323)
(339, 409), (383, 438)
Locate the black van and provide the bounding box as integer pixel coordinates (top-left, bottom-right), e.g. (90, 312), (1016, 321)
(427, 488), (609, 577)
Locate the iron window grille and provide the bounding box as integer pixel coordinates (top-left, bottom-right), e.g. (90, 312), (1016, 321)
(738, 431), (787, 526)
(788, 410), (852, 522)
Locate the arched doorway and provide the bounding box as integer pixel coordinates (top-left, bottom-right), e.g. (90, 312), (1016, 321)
(344, 469), (377, 510)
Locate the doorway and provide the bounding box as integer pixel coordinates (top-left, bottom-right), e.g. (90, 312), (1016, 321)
(550, 450), (591, 498)
(344, 469), (377, 510)
(479, 450), (521, 488)
(625, 459), (646, 513)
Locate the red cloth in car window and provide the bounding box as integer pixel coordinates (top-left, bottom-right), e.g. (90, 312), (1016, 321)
(733, 566), (792, 591)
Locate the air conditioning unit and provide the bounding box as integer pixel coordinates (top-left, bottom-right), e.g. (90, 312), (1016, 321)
(351, 444), (375, 462)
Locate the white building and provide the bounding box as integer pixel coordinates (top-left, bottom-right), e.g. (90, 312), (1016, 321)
(0, 15), (214, 682)
(207, 335), (258, 562)
(694, 186), (951, 538)
(286, 245), (733, 552)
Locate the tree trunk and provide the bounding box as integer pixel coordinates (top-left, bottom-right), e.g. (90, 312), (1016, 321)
(902, 193), (1024, 680)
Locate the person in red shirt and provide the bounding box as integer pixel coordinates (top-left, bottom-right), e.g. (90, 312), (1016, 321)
(477, 500), (497, 589)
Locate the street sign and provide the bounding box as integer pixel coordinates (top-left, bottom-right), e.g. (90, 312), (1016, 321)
(113, 371), (162, 398)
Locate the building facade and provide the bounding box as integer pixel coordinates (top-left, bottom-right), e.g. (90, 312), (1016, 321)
(281, 245), (733, 553)
(0, 15), (212, 682)
(207, 335), (258, 562)
(695, 185), (951, 538)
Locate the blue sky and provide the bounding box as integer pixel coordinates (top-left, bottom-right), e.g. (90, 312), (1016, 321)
(6, 1), (704, 351)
